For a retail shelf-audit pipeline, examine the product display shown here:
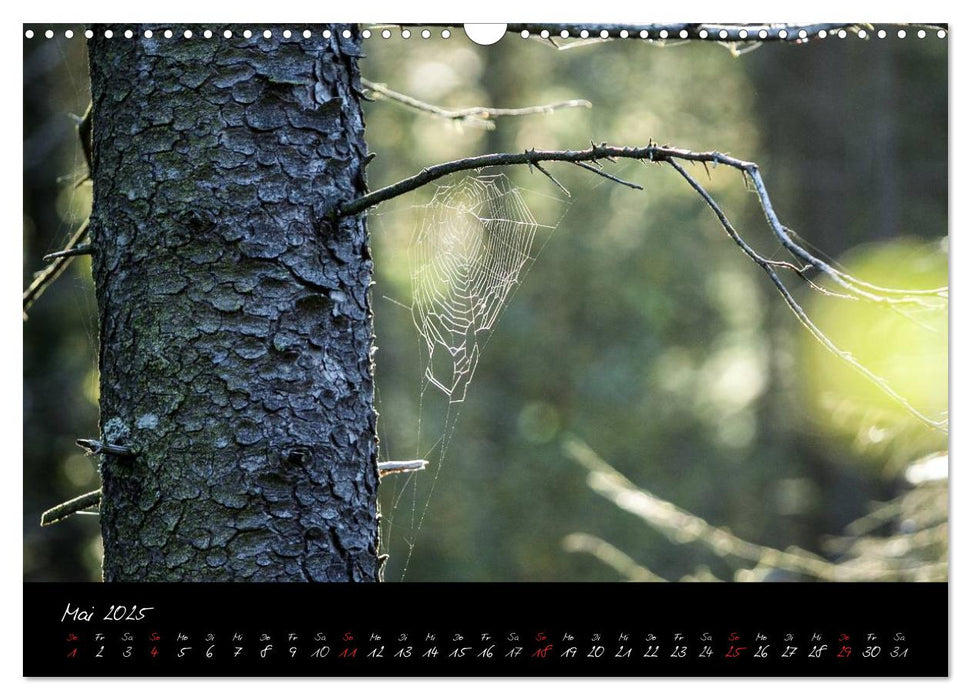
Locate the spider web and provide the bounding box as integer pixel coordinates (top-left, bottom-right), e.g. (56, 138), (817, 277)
(410, 174), (540, 404)
(374, 172), (564, 580)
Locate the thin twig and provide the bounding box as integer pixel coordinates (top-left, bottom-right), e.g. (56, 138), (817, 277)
(43, 243), (93, 262)
(23, 221), (89, 316)
(744, 168), (944, 306)
(41, 489), (101, 527)
(378, 459), (428, 479)
(563, 436), (840, 579)
(341, 143), (944, 306)
(530, 160), (571, 197)
(573, 161), (643, 190)
(76, 438), (134, 457)
(338, 143), (656, 215)
(362, 78), (590, 130)
(667, 159), (944, 432)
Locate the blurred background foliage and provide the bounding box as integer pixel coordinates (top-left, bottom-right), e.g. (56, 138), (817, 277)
(23, 27), (947, 582)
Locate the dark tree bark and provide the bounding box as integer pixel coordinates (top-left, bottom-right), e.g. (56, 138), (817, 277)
(87, 24), (379, 581)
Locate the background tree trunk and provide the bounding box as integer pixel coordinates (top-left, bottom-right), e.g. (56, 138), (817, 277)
(87, 24), (379, 581)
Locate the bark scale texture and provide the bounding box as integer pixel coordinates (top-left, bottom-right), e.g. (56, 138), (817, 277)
(88, 25), (379, 581)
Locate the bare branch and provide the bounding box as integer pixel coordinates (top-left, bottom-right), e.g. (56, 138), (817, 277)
(41, 489), (101, 527)
(344, 142), (946, 432)
(563, 436), (944, 582)
(339, 143), (663, 215)
(23, 221), (89, 316)
(573, 161), (643, 190)
(362, 78), (590, 131)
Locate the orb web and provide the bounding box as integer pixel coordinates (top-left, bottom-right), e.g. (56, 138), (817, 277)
(410, 174), (539, 403)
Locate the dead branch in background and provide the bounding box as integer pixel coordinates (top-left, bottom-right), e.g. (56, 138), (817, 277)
(563, 436), (948, 582)
(562, 533), (667, 582)
(43, 243), (93, 262)
(362, 78), (590, 130)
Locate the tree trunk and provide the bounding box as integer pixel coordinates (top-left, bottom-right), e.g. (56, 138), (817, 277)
(87, 24), (379, 581)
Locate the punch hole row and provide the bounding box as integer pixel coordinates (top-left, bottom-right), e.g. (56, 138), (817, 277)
(22, 27), (451, 40)
(24, 27), (949, 41)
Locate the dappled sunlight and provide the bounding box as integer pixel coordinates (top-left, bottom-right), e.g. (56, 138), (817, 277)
(800, 238), (947, 467)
